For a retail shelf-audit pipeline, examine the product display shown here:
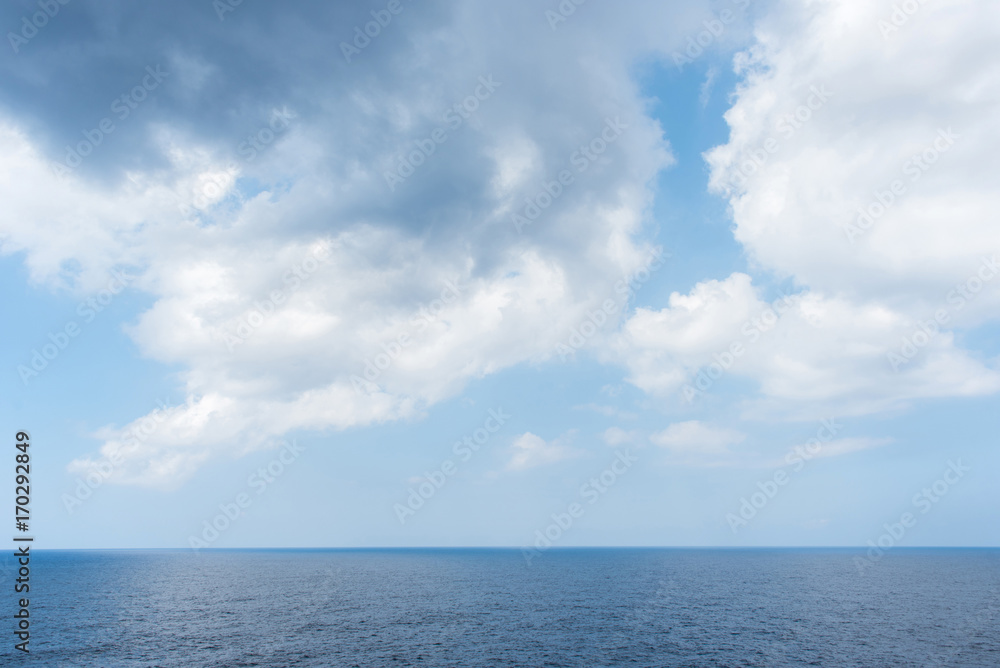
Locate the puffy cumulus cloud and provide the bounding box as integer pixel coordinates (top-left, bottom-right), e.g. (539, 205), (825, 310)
(734, 291), (1000, 417)
(704, 0), (1000, 319)
(617, 272), (1000, 417)
(614, 272), (774, 395)
(0, 0), (725, 486)
(650, 421), (745, 454)
(19, 0), (999, 485)
(618, 0), (1000, 418)
(505, 432), (579, 472)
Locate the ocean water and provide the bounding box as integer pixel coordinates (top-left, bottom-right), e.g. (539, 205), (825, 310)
(15, 548), (1000, 667)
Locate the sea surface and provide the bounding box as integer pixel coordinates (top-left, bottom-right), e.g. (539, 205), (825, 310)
(11, 548), (1000, 667)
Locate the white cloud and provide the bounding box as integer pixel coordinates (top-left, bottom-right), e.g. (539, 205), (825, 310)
(618, 0), (1000, 417)
(703, 0), (1000, 321)
(601, 427), (639, 447)
(8, 0), (1000, 488)
(0, 1), (729, 487)
(616, 272), (768, 395)
(617, 273), (1000, 417)
(505, 432), (578, 471)
(650, 421), (745, 454)
(574, 403), (638, 420)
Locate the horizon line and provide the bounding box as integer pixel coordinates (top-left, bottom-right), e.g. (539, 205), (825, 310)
(31, 545), (1000, 551)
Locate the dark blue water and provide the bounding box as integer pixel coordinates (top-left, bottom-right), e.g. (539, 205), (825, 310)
(10, 548), (1000, 667)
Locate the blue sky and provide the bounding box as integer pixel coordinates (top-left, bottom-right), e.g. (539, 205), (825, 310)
(1, 0), (998, 549)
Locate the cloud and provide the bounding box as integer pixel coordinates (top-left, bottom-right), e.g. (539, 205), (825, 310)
(615, 272), (769, 395)
(699, 67), (718, 107)
(609, 0), (1000, 420)
(7, 0), (999, 488)
(0, 0), (728, 487)
(704, 0), (1000, 318)
(601, 427), (639, 447)
(696, 0), (1000, 411)
(617, 272), (1000, 417)
(650, 421), (745, 455)
(505, 432), (578, 472)
(755, 436), (893, 470)
(616, 0), (1000, 417)
(808, 437), (892, 460)
(574, 403), (638, 420)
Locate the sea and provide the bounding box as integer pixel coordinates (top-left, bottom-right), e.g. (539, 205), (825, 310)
(13, 548), (1000, 667)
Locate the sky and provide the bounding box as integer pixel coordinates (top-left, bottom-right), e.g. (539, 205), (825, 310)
(1, 0), (998, 550)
